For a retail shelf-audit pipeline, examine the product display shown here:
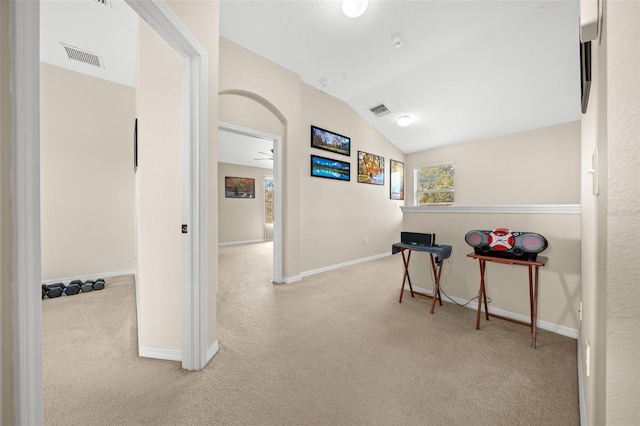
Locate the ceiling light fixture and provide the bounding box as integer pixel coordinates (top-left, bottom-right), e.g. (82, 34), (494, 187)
(342, 0), (368, 18)
(397, 115), (412, 127)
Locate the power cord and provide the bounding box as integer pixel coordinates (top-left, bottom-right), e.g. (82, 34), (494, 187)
(422, 258), (491, 307)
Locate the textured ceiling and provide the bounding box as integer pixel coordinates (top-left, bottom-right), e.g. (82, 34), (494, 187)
(220, 0), (582, 153)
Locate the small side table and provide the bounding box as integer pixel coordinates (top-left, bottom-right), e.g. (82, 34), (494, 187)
(467, 252), (548, 348)
(392, 243), (452, 314)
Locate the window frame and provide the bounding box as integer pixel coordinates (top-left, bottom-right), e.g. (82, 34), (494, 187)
(413, 162), (455, 206)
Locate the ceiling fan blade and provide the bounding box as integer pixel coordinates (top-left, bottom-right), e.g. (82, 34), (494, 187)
(258, 151), (273, 157)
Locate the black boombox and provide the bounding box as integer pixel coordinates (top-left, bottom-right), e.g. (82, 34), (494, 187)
(465, 228), (548, 261)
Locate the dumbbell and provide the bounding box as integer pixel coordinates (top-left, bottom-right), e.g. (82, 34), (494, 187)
(81, 280), (95, 293)
(42, 283), (65, 298)
(93, 278), (106, 291)
(64, 280), (82, 296)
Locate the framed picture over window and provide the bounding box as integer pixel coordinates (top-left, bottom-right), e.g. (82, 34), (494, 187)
(357, 151), (384, 185)
(390, 159), (404, 200)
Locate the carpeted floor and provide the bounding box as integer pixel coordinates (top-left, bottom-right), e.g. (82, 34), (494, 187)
(42, 242), (579, 425)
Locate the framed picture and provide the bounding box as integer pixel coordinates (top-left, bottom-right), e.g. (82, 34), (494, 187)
(357, 151), (384, 185)
(390, 159), (404, 200)
(133, 118), (138, 173)
(310, 154), (350, 181)
(311, 125), (350, 157)
(225, 177), (255, 198)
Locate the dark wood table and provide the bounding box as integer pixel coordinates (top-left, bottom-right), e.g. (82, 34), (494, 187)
(392, 243), (452, 314)
(467, 252), (548, 348)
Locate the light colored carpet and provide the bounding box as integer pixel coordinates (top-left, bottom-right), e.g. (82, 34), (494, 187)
(43, 242), (578, 425)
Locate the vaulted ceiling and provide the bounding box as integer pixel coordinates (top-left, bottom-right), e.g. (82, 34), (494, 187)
(41, 0), (582, 156)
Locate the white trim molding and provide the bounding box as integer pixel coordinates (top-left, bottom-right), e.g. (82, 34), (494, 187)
(41, 269), (136, 286)
(207, 340), (219, 364)
(301, 253), (391, 278)
(11, 0), (44, 424)
(401, 204), (581, 215)
(218, 239), (265, 247)
(139, 346), (182, 362)
(409, 285), (579, 339)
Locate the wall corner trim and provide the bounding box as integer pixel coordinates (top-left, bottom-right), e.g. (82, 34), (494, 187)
(401, 204), (581, 215)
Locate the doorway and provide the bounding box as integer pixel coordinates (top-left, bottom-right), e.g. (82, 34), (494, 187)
(218, 123), (283, 283)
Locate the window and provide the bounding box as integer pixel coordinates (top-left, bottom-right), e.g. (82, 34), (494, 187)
(413, 163), (455, 205)
(264, 177), (274, 224)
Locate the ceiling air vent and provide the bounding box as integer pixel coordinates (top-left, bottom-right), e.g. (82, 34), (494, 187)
(61, 43), (104, 69)
(369, 104), (391, 117)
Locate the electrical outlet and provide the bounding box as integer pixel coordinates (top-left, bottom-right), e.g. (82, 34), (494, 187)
(363, 237), (368, 245)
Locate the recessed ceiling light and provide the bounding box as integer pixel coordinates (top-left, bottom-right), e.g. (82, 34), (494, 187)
(342, 0), (368, 18)
(397, 115), (412, 127)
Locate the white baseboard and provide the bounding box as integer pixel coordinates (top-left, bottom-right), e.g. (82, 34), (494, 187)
(410, 285), (579, 339)
(139, 345), (182, 362)
(282, 275), (302, 284)
(218, 239), (266, 246)
(301, 252), (391, 278)
(42, 269), (136, 286)
(207, 340), (219, 364)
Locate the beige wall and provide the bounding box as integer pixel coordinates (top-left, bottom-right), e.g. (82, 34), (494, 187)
(164, 0), (220, 352)
(581, 1), (640, 424)
(135, 17), (184, 351)
(218, 163), (272, 244)
(403, 122), (582, 331)
(406, 121), (581, 206)
(40, 63), (135, 281)
(0, 0), (14, 422)
(219, 37), (301, 280)
(300, 83), (405, 272)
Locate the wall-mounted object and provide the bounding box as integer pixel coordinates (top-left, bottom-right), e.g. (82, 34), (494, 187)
(357, 151), (384, 185)
(225, 176), (256, 198)
(580, 0), (599, 42)
(580, 41), (592, 114)
(311, 125), (350, 157)
(390, 159), (404, 200)
(310, 154), (350, 181)
(134, 118), (138, 172)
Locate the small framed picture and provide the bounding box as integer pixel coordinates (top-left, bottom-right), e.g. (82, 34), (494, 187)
(357, 151), (384, 185)
(390, 159), (404, 200)
(224, 177), (256, 198)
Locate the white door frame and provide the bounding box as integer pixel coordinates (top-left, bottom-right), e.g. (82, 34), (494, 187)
(218, 122), (283, 283)
(11, 0), (209, 423)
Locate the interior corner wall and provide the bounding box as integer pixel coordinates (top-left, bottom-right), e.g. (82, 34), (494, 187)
(300, 83), (405, 272)
(218, 163), (272, 245)
(0, 0), (15, 422)
(39, 63), (135, 281)
(219, 37), (301, 280)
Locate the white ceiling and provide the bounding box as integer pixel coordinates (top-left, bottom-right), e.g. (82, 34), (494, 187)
(218, 130), (274, 170)
(40, 0), (582, 156)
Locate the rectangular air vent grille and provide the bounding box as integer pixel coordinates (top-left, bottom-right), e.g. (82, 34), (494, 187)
(369, 104), (391, 117)
(61, 44), (104, 68)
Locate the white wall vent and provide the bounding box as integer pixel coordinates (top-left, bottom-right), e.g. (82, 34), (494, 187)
(60, 43), (104, 69)
(369, 104), (391, 117)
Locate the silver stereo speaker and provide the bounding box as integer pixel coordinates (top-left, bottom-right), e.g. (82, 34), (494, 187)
(465, 228), (548, 261)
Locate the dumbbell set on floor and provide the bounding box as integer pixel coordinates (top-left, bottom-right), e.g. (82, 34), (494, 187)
(42, 278), (106, 299)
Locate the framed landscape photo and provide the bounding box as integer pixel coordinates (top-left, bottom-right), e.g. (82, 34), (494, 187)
(311, 125), (351, 157)
(390, 159), (404, 200)
(357, 151), (384, 185)
(310, 154), (350, 182)
(225, 177), (255, 198)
